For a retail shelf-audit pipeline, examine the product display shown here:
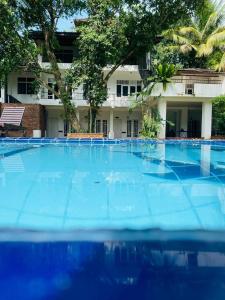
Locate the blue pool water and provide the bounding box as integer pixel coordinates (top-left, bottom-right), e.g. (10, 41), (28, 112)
(0, 141), (225, 231)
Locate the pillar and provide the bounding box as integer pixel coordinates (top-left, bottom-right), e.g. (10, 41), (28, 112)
(180, 108), (188, 131)
(201, 102), (212, 139)
(109, 109), (114, 139)
(157, 100), (167, 139)
(0, 86), (4, 103)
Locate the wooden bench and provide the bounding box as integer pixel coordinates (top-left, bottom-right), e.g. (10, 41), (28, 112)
(67, 133), (104, 139)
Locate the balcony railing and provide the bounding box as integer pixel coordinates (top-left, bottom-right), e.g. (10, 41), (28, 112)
(71, 93), (133, 107)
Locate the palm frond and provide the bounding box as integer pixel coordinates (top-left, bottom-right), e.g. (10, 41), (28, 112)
(207, 30), (225, 48)
(214, 52), (225, 71)
(180, 44), (196, 54)
(197, 43), (214, 57)
(178, 26), (201, 41)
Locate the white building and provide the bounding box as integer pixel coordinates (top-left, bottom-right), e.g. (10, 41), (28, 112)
(0, 32), (223, 139)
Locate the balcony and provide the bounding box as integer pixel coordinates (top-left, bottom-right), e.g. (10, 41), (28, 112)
(152, 81), (223, 98)
(40, 62), (72, 70)
(103, 65), (140, 73)
(71, 93), (133, 108)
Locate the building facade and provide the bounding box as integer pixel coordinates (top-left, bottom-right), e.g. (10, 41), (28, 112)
(0, 32), (223, 139)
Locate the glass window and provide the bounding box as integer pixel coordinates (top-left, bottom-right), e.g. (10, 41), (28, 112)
(130, 86), (136, 95)
(123, 86), (128, 96)
(103, 120), (107, 137)
(48, 78), (58, 99)
(117, 85), (121, 97)
(18, 77), (35, 94)
(133, 120), (139, 137)
(127, 120), (132, 137)
(137, 85), (142, 93)
(96, 120), (101, 133)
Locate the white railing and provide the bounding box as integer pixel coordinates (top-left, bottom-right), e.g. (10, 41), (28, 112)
(103, 65), (140, 72)
(72, 93), (133, 108)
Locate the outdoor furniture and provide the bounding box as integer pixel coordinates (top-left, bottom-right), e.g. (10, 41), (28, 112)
(0, 107), (26, 137)
(67, 133), (104, 139)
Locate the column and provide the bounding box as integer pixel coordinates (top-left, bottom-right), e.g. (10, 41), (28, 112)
(180, 108), (188, 131)
(157, 100), (167, 139)
(201, 101), (212, 139)
(109, 109), (114, 139)
(0, 86), (5, 103)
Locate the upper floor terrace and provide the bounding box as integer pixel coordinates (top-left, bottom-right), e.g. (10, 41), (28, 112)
(1, 68), (224, 108)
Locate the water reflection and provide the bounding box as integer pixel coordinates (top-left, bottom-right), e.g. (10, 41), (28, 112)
(0, 240), (225, 299)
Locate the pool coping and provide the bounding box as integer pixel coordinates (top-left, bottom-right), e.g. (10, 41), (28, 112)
(1, 137), (225, 145)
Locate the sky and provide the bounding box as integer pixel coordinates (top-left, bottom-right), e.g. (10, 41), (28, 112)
(57, 12), (86, 31)
(57, 18), (75, 31)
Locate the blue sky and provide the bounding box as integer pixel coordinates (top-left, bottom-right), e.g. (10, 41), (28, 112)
(57, 17), (75, 31)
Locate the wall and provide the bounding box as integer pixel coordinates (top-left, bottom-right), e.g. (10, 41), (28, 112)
(0, 103), (46, 137)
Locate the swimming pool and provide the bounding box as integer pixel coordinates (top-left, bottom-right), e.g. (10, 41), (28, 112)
(1, 139), (225, 232)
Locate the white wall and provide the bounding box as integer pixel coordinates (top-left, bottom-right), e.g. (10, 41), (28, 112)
(78, 108), (141, 138)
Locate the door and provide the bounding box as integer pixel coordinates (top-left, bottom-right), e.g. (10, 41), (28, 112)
(114, 119), (122, 138)
(47, 117), (64, 138)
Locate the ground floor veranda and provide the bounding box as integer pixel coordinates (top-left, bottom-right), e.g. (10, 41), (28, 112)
(45, 99), (212, 139)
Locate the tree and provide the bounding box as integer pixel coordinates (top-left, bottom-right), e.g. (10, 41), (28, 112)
(130, 63), (177, 138)
(69, 0), (203, 133)
(212, 95), (225, 134)
(163, 0), (225, 70)
(0, 0), (83, 130)
(0, 0), (36, 84)
(69, 0), (127, 132)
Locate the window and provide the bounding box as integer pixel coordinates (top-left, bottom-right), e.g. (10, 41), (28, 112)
(48, 78), (58, 99)
(103, 120), (108, 137)
(43, 49), (74, 63)
(55, 49), (73, 63)
(18, 77), (35, 94)
(130, 86), (136, 95)
(83, 83), (88, 99)
(116, 80), (142, 97)
(122, 86), (128, 96)
(133, 120), (139, 137)
(96, 120), (101, 133)
(117, 85), (121, 97)
(127, 120), (132, 137)
(185, 84), (194, 95)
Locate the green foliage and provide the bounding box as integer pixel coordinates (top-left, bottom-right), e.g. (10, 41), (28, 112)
(149, 63), (177, 91)
(140, 111), (161, 139)
(0, 1), (37, 83)
(130, 63), (176, 138)
(212, 95), (225, 132)
(162, 0), (225, 71)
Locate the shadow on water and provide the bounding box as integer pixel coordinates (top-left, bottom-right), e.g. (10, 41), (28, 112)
(132, 151), (225, 181)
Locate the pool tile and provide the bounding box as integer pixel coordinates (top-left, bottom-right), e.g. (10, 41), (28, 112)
(66, 183), (108, 219)
(0, 209), (19, 226)
(108, 184), (149, 219)
(171, 165), (210, 180)
(23, 175), (71, 217)
(196, 203), (225, 229)
(183, 178), (224, 206)
(152, 210), (200, 230)
(18, 213), (63, 229)
(143, 172), (178, 182)
(146, 183), (190, 215)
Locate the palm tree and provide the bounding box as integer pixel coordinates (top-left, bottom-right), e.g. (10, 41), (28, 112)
(163, 0), (225, 71)
(130, 63), (176, 138)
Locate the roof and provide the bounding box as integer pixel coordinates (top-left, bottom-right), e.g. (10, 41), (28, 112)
(177, 68), (223, 77)
(29, 31), (78, 45)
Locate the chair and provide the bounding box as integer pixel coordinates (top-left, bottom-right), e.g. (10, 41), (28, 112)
(0, 107), (26, 137)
